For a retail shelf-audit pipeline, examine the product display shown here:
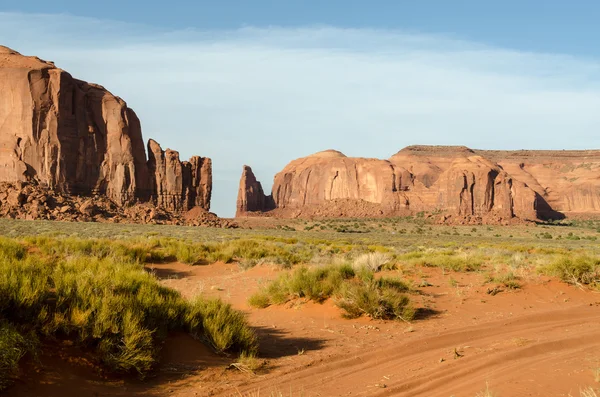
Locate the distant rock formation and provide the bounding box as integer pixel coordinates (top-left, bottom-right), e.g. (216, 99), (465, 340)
(0, 46), (221, 224)
(237, 145), (600, 223)
(477, 149), (600, 217)
(147, 139), (212, 212)
(236, 165), (274, 216)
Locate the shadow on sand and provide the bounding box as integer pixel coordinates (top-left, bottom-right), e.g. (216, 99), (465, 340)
(5, 328), (328, 397)
(252, 325), (328, 359)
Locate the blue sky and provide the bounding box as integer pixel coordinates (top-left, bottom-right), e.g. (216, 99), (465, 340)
(2, 2), (600, 216)
(7, 0), (600, 55)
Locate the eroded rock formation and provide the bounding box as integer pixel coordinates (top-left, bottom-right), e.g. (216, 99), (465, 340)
(147, 140), (212, 212)
(478, 150), (600, 216)
(237, 145), (600, 223)
(0, 46), (220, 224)
(236, 165), (274, 216)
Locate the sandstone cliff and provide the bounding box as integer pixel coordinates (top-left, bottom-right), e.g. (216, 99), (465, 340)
(0, 46), (213, 219)
(237, 145), (600, 223)
(478, 150), (600, 216)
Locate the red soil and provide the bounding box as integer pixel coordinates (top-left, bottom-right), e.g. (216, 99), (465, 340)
(7, 262), (600, 397)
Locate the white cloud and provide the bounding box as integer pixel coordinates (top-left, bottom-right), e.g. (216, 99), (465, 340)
(2, 12), (600, 217)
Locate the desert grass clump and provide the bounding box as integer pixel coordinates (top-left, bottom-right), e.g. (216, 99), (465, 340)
(247, 292), (272, 309)
(249, 264), (413, 321)
(353, 252), (391, 272)
(335, 276), (413, 321)
(539, 255), (600, 286)
(0, 237), (258, 381)
(160, 239), (226, 264)
(248, 264), (356, 307)
(253, 264), (356, 306)
(185, 298), (257, 354)
(486, 271), (522, 290)
(216, 238), (313, 267)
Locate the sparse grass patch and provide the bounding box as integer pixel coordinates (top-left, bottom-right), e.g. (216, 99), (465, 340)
(475, 383), (496, 397)
(231, 388), (305, 397)
(581, 387), (599, 397)
(398, 250), (484, 272)
(229, 352), (267, 374)
(486, 271), (522, 289)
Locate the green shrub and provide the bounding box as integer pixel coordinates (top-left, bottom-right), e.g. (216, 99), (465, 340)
(539, 255), (600, 285)
(0, 237), (258, 378)
(248, 264), (356, 308)
(336, 279), (414, 321)
(248, 264), (413, 321)
(186, 298), (257, 354)
(247, 292), (271, 308)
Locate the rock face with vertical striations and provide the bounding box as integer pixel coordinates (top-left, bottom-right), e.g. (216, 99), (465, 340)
(476, 150), (600, 217)
(0, 45), (150, 205)
(236, 165), (274, 216)
(387, 146), (538, 221)
(236, 145), (600, 224)
(147, 139), (212, 212)
(0, 46), (222, 225)
(183, 156), (212, 210)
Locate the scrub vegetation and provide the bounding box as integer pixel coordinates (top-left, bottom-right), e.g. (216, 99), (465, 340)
(0, 235), (257, 390)
(0, 217), (599, 390)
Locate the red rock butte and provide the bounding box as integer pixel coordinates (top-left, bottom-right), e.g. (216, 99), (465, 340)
(0, 47), (227, 225)
(237, 146), (600, 224)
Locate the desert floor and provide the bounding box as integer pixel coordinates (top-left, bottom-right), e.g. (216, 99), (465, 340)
(4, 218), (600, 397)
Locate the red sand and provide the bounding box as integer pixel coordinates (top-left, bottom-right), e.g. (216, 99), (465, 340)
(8, 262), (600, 397)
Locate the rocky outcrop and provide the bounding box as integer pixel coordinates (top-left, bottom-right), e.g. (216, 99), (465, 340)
(147, 140), (212, 212)
(237, 146), (586, 223)
(236, 165), (274, 216)
(0, 181), (235, 227)
(0, 46), (213, 217)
